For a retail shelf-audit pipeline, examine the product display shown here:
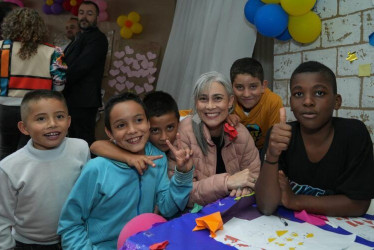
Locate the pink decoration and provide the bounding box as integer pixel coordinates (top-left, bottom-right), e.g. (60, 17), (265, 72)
(109, 69), (120, 76)
(120, 66), (130, 74)
(147, 75), (155, 84)
(144, 83), (154, 92)
(113, 60), (124, 68)
(125, 81), (134, 89)
(116, 76), (126, 83)
(136, 53), (146, 61)
(115, 83), (126, 92)
(125, 46), (134, 54)
(117, 213), (166, 250)
(135, 85), (144, 94)
(146, 51), (157, 60)
(91, 0), (108, 21)
(294, 210), (327, 226)
(114, 51), (125, 59)
(3, 0), (24, 7)
(124, 57), (133, 65)
(108, 79), (117, 87)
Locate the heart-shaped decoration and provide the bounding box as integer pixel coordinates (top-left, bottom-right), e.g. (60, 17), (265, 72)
(132, 61), (140, 70)
(132, 71), (141, 78)
(148, 67), (157, 75)
(108, 79), (117, 87)
(135, 85), (144, 94)
(115, 83), (126, 92)
(136, 53), (145, 61)
(125, 46), (134, 54)
(140, 69), (149, 77)
(114, 51), (125, 59)
(109, 69), (120, 76)
(125, 81), (134, 89)
(116, 76), (126, 83)
(144, 83), (154, 92)
(113, 60), (124, 68)
(147, 75), (155, 84)
(147, 52), (157, 60)
(124, 57), (133, 65)
(120, 65), (130, 74)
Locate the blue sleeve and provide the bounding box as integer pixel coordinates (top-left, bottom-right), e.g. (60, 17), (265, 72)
(57, 160), (102, 250)
(156, 155), (193, 217)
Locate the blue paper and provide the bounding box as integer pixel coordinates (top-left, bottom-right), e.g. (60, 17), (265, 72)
(369, 32), (374, 46)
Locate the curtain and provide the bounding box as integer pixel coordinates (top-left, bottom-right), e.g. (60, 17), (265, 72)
(156, 0), (257, 109)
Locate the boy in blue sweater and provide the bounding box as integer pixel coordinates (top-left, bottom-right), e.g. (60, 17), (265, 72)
(58, 92), (194, 249)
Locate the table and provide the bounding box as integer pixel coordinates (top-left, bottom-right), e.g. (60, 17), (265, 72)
(123, 196), (374, 249)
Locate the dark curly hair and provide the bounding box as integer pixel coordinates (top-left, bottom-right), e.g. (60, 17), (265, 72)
(1, 8), (48, 60)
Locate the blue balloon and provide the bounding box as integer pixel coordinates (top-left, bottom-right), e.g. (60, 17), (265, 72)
(244, 0), (265, 24)
(276, 28), (292, 41)
(254, 4), (288, 38)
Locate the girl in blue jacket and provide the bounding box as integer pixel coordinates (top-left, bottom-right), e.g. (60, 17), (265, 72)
(58, 92), (194, 250)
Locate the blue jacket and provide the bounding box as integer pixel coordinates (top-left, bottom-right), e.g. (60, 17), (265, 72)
(58, 142), (193, 249)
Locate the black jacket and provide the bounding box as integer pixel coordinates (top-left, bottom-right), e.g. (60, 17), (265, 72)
(63, 26), (108, 108)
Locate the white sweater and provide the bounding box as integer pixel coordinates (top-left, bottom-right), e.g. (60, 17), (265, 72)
(0, 137), (90, 249)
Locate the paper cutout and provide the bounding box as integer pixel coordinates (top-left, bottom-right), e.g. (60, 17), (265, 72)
(190, 203), (203, 213)
(224, 123), (238, 141)
(294, 210), (327, 226)
(214, 216), (355, 249)
(114, 51), (125, 59)
(147, 51), (157, 60)
(113, 60), (124, 68)
(125, 46), (134, 54)
(193, 212), (223, 238)
(149, 240), (169, 250)
(369, 32), (374, 46)
(346, 51), (358, 62)
(358, 64), (371, 76)
(328, 216), (374, 242)
(135, 85), (145, 94)
(109, 69), (120, 76)
(144, 83), (154, 93)
(125, 81), (134, 89)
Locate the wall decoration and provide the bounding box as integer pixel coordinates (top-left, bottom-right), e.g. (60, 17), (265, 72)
(43, 0), (64, 15)
(92, 0), (108, 22)
(63, 0), (84, 16)
(117, 12), (143, 39)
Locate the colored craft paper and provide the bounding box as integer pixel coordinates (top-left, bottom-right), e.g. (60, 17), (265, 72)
(369, 32), (374, 46)
(224, 123), (238, 141)
(190, 203), (203, 213)
(234, 192), (255, 201)
(193, 212), (223, 238)
(328, 216), (374, 242)
(294, 210), (327, 226)
(214, 216), (355, 249)
(358, 64), (371, 76)
(346, 51), (358, 62)
(149, 240), (169, 250)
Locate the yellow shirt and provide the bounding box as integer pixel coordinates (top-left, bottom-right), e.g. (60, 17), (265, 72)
(234, 88), (283, 150)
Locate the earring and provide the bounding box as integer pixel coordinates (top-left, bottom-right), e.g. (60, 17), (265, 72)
(192, 113), (201, 124)
(110, 138), (117, 145)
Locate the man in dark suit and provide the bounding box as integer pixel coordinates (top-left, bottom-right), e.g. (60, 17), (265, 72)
(63, 1), (108, 146)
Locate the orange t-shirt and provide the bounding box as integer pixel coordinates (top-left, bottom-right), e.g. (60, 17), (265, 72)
(234, 88), (283, 150)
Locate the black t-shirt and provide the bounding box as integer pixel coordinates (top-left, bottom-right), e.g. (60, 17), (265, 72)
(262, 117), (374, 200)
(212, 136), (225, 174)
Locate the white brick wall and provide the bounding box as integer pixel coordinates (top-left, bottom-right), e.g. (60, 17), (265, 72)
(273, 1), (374, 143)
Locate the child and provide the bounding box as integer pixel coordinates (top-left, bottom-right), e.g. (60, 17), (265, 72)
(0, 90), (90, 249)
(228, 57), (283, 151)
(58, 92), (193, 249)
(255, 61), (374, 217)
(90, 91), (180, 174)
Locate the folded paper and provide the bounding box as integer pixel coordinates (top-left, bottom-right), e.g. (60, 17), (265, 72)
(193, 212), (223, 238)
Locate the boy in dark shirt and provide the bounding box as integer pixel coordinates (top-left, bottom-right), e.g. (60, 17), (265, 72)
(256, 61), (374, 217)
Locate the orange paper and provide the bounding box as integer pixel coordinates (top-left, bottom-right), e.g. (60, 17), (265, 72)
(192, 212), (223, 238)
(149, 240), (169, 250)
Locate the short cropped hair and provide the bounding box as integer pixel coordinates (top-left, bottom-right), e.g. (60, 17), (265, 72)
(143, 91), (180, 121)
(80, 1), (100, 15)
(104, 92), (148, 133)
(290, 61), (337, 94)
(230, 57), (264, 83)
(20, 90), (67, 122)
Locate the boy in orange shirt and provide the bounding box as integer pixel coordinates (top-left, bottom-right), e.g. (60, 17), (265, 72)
(228, 58), (283, 151)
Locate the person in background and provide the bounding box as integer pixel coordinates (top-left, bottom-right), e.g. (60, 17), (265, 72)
(0, 90), (90, 250)
(255, 61), (374, 217)
(227, 57), (283, 151)
(63, 1), (108, 146)
(0, 8), (66, 160)
(169, 71), (261, 207)
(62, 17), (79, 51)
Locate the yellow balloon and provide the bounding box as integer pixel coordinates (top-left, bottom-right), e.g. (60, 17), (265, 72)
(120, 27), (133, 39)
(281, 0), (316, 16)
(289, 11), (321, 44)
(117, 15), (128, 27)
(46, 0), (53, 6)
(131, 23), (143, 34)
(261, 0), (280, 3)
(128, 11), (140, 23)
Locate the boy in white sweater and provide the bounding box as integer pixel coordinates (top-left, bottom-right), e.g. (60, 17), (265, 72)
(0, 90), (90, 249)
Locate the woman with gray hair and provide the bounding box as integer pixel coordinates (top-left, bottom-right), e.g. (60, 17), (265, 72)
(168, 71), (260, 207)
(0, 8), (66, 160)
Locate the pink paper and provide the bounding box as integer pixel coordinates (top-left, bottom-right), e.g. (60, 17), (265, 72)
(294, 210), (327, 226)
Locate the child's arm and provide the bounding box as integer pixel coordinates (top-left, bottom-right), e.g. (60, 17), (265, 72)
(0, 170), (16, 249)
(227, 114), (241, 127)
(256, 108), (292, 215)
(90, 140), (162, 175)
(278, 170), (370, 217)
(58, 161), (100, 249)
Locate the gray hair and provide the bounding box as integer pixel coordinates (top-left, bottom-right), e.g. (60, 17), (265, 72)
(191, 71), (234, 155)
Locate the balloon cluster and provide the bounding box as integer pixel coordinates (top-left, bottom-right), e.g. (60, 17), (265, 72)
(244, 0), (321, 43)
(117, 12), (143, 39)
(63, 0), (84, 16)
(43, 0), (64, 14)
(3, 0), (24, 7)
(91, 0), (108, 21)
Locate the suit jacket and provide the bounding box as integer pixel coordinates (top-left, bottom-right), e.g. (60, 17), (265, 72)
(63, 27), (108, 108)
